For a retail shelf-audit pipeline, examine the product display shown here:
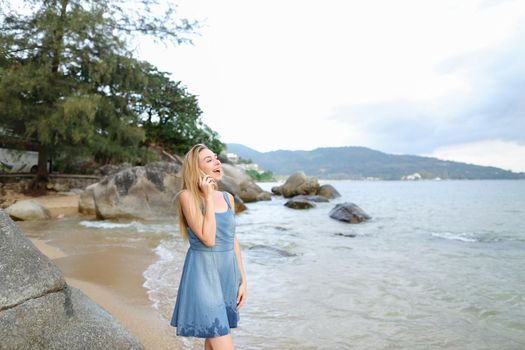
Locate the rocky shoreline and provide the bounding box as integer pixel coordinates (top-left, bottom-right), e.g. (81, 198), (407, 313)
(0, 163), (371, 349)
(1, 209), (183, 349)
(0, 160), (274, 349)
(0, 210), (145, 349)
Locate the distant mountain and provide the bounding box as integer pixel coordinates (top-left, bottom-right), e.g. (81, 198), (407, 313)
(226, 143), (525, 180)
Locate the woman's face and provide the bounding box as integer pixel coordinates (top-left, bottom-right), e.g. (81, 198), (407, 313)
(198, 148), (222, 181)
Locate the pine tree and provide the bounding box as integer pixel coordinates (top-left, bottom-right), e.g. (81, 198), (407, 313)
(0, 0), (197, 190)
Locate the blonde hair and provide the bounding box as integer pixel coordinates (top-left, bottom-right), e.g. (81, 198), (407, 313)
(177, 143), (209, 241)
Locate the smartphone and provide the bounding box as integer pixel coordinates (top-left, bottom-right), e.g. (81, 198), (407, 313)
(200, 170), (218, 190)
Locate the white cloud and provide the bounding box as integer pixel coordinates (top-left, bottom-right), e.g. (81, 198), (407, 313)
(136, 0), (525, 165)
(427, 140), (525, 173)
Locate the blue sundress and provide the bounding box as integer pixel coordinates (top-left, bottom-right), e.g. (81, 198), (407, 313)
(170, 191), (241, 338)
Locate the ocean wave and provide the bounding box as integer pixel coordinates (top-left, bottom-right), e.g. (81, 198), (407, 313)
(79, 220), (176, 234)
(431, 232), (478, 242)
(248, 244), (297, 257)
(143, 239), (183, 313)
(430, 231), (507, 243)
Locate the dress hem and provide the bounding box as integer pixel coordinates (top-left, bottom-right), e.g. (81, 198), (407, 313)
(171, 325), (238, 339)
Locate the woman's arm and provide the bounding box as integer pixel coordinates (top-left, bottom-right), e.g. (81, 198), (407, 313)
(234, 235), (247, 309)
(229, 193), (247, 309)
(234, 235), (247, 284)
(180, 188), (217, 247)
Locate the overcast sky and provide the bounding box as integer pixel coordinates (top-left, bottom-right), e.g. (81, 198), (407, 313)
(137, 0), (525, 172)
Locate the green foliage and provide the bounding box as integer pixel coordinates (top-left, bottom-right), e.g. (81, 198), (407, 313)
(245, 169), (274, 182)
(137, 63), (225, 155)
(237, 156), (253, 164)
(0, 0), (221, 177)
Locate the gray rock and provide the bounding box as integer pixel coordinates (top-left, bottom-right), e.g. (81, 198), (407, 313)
(239, 186), (259, 203)
(271, 185), (282, 195)
(218, 173), (241, 196)
(0, 286), (143, 350)
(284, 198), (316, 209)
(78, 183), (96, 215)
(0, 209), (143, 350)
(0, 210), (65, 310)
(219, 163), (271, 204)
(317, 184), (341, 199)
(92, 161), (181, 220)
(329, 202), (371, 223)
(4, 200), (52, 221)
(256, 191), (272, 201)
(217, 179), (247, 214)
(276, 172), (320, 198)
(89, 160), (267, 219)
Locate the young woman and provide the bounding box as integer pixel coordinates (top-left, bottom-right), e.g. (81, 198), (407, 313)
(170, 144), (247, 350)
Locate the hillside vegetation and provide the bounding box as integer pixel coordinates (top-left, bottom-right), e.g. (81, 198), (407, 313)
(227, 143), (525, 180)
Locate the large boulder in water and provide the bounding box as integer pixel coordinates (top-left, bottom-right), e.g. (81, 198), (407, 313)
(317, 184), (341, 199)
(0, 209), (144, 349)
(284, 194), (327, 209)
(273, 172), (320, 198)
(91, 161), (181, 220)
(284, 198), (316, 209)
(329, 202), (371, 223)
(4, 200), (52, 221)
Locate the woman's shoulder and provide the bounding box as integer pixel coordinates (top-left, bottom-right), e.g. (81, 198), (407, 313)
(223, 191), (235, 213)
(178, 189), (194, 204)
(221, 190), (233, 199)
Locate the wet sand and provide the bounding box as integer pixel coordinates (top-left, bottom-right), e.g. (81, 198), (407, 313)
(28, 235), (178, 350)
(26, 228), (181, 349)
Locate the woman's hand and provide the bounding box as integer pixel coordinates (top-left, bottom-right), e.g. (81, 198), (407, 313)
(237, 281), (247, 310)
(198, 174), (216, 198)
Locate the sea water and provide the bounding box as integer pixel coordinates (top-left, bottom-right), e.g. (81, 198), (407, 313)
(24, 180), (525, 349)
(143, 180), (525, 349)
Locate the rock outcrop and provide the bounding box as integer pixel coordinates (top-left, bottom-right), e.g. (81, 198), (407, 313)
(4, 200), (52, 221)
(79, 183), (96, 215)
(272, 172), (344, 211)
(89, 162), (181, 220)
(317, 184), (341, 199)
(219, 163), (272, 204)
(0, 209), (143, 349)
(81, 160), (271, 219)
(272, 171), (320, 198)
(329, 202), (371, 223)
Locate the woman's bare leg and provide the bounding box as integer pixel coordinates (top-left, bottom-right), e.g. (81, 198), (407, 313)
(207, 334), (234, 350)
(204, 338), (212, 350)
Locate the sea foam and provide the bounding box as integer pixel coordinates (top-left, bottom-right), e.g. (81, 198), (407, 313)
(79, 220), (176, 234)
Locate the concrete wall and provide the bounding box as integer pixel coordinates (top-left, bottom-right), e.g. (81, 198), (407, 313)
(0, 174), (101, 193)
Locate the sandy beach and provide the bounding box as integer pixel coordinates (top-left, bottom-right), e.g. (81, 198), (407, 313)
(15, 194), (182, 350)
(28, 237), (178, 350)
